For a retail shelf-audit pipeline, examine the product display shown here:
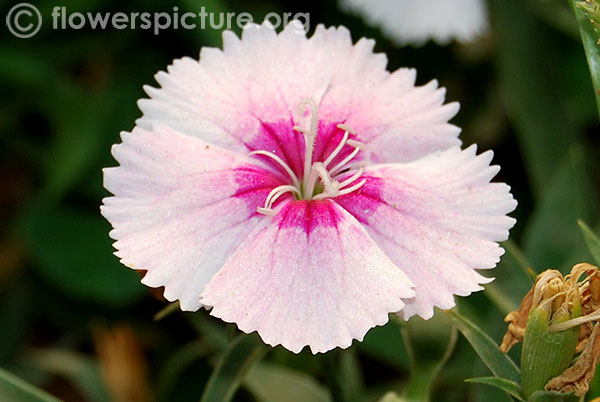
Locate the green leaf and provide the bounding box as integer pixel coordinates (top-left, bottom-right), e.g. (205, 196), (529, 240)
(400, 311), (457, 402)
(578, 220), (600, 265)
(243, 363), (332, 402)
(21, 349), (109, 402)
(22, 206), (145, 307)
(200, 333), (268, 402)
(490, 0), (580, 196)
(465, 377), (525, 401)
(571, 0), (600, 119)
(447, 310), (520, 383)
(0, 367), (60, 402)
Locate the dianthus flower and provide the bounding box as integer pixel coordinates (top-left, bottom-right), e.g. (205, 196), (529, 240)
(101, 23), (516, 353)
(340, 0), (489, 46)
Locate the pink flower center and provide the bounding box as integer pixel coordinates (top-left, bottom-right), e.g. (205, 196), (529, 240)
(251, 99), (366, 216)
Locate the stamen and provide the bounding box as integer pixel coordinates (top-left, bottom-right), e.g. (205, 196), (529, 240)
(312, 192), (333, 201)
(263, 185), (300, 209)
(322, 130), (349, 168)
(336, 123), (356, 134)
(329, 146), (361, 177)
(249, 150), (300, 187)
(346, 139), (365, 149)
(338, 179), (366, 196)
(256, 207), (277, 216)
(338, 168), (364, 189)
(257, 185), (300, 216)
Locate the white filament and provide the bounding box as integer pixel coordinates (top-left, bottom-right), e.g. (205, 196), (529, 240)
(322, 130), (349, 168)
(249, 150), (300, 187)
(329, 146), (361, 177)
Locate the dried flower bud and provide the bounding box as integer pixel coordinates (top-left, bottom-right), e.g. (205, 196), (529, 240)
(501, 263), (600, 398)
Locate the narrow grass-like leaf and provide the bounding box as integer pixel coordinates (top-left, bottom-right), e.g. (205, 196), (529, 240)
(578, 220), (600, 265)
(570, 0), (600, 119)
(465, 377), (525, 401)
(0, 367), (60, 402)
(447, 310), (520, 383)
(504, 240), (536, 282)
(200, 333), (267, 402)
(21, 348), (109, 402)
(154, 302), (180, 322)
(243, 363), (332, 402)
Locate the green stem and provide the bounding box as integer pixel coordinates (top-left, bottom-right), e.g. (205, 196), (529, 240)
(200, 333), (267, 402)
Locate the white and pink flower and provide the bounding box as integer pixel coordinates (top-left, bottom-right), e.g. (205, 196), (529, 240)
(101, 23), (516, 353)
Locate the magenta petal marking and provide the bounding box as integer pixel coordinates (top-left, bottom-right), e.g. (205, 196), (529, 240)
(246, 120), (305, 179)
(335, 175), (386, 224)
(277, 200), (342, 235)
(233, 165), (288, 216)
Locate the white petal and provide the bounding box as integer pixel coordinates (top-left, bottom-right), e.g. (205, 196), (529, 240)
(201, 200), (415, 354)
(336, 145), (517, 319)
(341, 0), (489, 45)
(101, 125), (281, 310)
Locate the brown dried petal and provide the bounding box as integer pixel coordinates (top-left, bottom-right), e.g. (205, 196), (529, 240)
(588, 265), (600, 311)
(576, 322), (594, 354)
(545, 323), (600, 397)
(571, 263), (600, 316)
(500, 286), (534, 353)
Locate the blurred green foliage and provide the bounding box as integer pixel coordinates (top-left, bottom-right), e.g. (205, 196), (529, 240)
(0, 0), (599, 401)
